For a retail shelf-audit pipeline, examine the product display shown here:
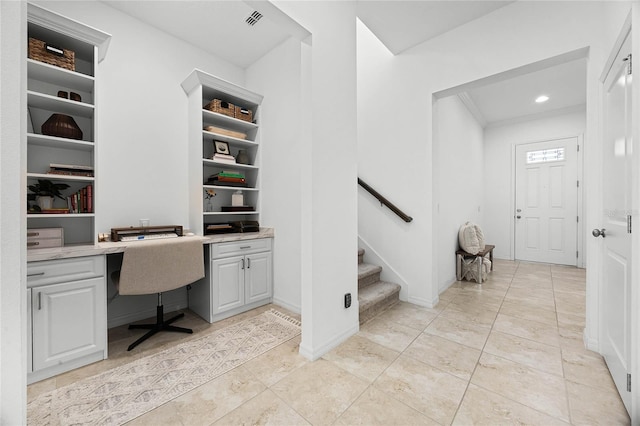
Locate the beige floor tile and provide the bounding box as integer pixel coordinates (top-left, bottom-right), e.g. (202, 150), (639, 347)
(506, 286), (555, 302)
(128, 365), (266, 426)
(502, 294), (557, 313)
(450, 291), (504, 310)
(453, 383), (569, 425)
(471, 353), (570, 422)
(484, 330), (563, 376)
(440, 286), (463, 302)
(499, 300), (558, 326)
(374, 355), (467, 425)
(562, 348), (617, 391)
(566, 380), (630, 425)
(213, 389), (311, 426)
(554, 292), (586, 315)
(439, 305), (497, 328)
(373, 301), (439, 331)
(270, 359), (369, 425)
(510, 278), (553, 290)
(335, 386), (439, 425)
(404, 332), (481, 380)
(553, 278), (586, 294)
(358, 316), (422, 352)
(493, 313), (560, 347)
(243, 338), (309, 387)
(322, 334), (399, 382)
(425, 315), (491, 350)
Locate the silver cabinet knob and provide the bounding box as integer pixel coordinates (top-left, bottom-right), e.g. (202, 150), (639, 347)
(516, 215), (521, 219)
(592, 228), (606, 238)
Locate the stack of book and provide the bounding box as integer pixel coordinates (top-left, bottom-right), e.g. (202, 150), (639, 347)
(67, 184), (93, 213)
(212, 153), (236, 164)
(48, 163), (94, 177)
(206, 171), (247, 187)
(205, 223), (234, 234)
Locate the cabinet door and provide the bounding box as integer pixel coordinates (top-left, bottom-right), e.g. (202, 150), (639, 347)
(27, 288), (32, 373)
(211, 255), (244, 314)
(32, 277), (106, 371)
(245, 251), (272, 304)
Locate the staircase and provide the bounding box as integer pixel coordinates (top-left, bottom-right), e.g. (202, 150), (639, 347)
(357, 248), (401, 324)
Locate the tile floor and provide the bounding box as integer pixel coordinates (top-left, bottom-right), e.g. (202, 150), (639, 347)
(28, 260), (630, 425)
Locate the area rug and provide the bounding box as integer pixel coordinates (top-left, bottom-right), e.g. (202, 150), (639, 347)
(28, 309), (301, 425)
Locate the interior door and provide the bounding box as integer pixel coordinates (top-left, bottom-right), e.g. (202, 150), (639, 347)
(599, 32), (632, 413)
(515, 137), (578, 265)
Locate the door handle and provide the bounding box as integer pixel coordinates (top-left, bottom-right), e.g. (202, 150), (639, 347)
(241, 259), (245, 270)
(247, 258), (251, 269)
(516, 215), (522, 219)
(592, 228), (606, 238)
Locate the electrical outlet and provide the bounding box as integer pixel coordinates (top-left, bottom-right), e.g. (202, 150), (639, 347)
(344, 293), (352, 308)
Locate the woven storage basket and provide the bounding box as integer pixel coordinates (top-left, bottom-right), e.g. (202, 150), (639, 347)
(235, 106), (253, 122)
(204, 99), (235, 118)
(28, 38), (75, 71)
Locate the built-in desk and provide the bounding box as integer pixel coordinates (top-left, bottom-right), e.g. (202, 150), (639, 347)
(26, 228), (274, 384)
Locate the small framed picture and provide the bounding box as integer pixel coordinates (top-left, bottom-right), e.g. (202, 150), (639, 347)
(214, 140), (230, 155)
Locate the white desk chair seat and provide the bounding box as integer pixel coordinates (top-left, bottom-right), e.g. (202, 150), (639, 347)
(111, 237), (204, 351)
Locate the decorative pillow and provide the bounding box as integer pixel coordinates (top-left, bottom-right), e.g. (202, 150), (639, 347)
(458, 222), (485, 254)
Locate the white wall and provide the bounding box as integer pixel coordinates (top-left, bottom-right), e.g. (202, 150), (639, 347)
(0, 2), (27, 422)
(357, 2), (631, 314)
(32, 1), (246, 235)
(274, 1), (359, 360)
(483, 109), (586, 260)
(435, 95), (484, 291)
(246, 37), (303, 313)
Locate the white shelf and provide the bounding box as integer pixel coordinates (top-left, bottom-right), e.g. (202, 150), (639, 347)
(27, 172), (95, 183)
(202, 109), (258, 132)
(203, 211), (260, 216)
(203, 185), (259, 191)
(202, 159), (258, 170)
(28, 133), (94, 150)
(27, 213), (95, 219)
(202, 130), (258, 147)
(28, 90), (94, 118)
(27, 59), (94, 92)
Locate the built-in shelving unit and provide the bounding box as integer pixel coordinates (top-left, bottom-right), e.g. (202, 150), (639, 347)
(182, 69), (264, 236)
(26, 4), (110, 246)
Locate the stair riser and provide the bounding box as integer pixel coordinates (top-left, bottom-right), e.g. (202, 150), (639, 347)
(358, 272), (381, 289)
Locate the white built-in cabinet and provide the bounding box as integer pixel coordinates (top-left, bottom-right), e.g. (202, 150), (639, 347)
(190, 239), (273, 323)
(27, 256), (107, 384)
(181, 69), (264, 236)
(26, 4), (110, 245)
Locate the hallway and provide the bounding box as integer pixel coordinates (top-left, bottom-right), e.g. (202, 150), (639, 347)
(28, 260), (629, 425)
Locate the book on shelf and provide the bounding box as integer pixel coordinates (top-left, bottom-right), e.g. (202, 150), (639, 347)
(212, 153), (236, 164)
(221, 206), (255, 212)
(66, 183), (93, 213)
(218, 171), (245, 179)
(48, 163), (94, 177)
(40, 208), (70, 214)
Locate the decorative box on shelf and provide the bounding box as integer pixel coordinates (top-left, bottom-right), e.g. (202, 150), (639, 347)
(28, 38), (75, 71)
(27, 227), (64, 249)
(234, 106), (253, 122)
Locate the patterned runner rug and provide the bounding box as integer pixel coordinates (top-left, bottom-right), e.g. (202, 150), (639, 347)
(28, 309), (301, 425)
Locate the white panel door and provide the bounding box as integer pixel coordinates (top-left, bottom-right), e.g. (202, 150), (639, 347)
(32, 277), (106, 371)
(515, 138), (578, 264)
(211, 255), (244, 314)
(599, 32), (632, 413)
(245, 251), (272, 304)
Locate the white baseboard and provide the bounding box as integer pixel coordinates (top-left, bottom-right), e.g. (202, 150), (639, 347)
(272, 297), (301, 315)
(299, 323), (359, 361)
(584, 328), (599, 352)
(408, 294), (439, 309)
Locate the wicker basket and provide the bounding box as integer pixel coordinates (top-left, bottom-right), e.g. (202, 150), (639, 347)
(203, 99), (235, 118)
(28, 38), (75, 71)
(235, 106), (253, 122)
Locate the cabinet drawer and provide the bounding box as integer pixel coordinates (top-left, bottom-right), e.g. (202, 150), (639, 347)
(27, 228), (63, 240)
(27, 255), (105, 287)
(210, 238), (272, 259)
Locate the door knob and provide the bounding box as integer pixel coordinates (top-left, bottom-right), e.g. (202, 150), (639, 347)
(592, 228), (606, 238)
(516, 215), (522, 219)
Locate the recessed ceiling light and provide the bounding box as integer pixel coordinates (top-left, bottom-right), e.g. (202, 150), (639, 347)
(535, 95), (550, 103)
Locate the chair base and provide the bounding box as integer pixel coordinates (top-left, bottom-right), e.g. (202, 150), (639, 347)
(127, 304), (192, 351)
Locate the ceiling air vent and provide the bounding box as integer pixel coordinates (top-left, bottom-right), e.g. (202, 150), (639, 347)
(245, 10), (263, 26)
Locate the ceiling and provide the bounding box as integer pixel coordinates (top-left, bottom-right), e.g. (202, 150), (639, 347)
(102, 0), (586, 125)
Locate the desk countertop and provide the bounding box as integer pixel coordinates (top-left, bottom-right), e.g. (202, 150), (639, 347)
(27, 228), (275, 262)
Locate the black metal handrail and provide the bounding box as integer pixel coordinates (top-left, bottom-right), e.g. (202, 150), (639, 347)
(358, 178), (413, 223)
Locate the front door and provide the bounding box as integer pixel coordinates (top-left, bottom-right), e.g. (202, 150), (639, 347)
(599, 31), (632, 413)
(515, 137), (578, 265)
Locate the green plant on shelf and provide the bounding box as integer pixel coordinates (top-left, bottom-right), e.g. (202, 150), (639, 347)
(28, 179), (70, 212)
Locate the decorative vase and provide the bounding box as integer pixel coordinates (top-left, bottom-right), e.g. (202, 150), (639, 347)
(236, 149), (250, 165)
(205, 199), (214, 212)
(41, 113), (83, 140)
(37, 196), (54, 210)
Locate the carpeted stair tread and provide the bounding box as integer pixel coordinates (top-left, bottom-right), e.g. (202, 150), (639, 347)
(358, 280), (401, 325)
(358, 263), (382, 289)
